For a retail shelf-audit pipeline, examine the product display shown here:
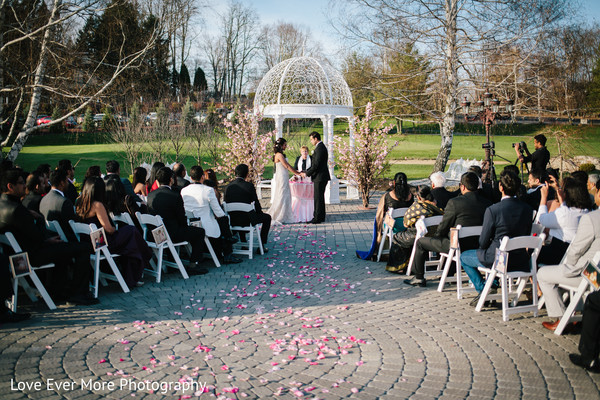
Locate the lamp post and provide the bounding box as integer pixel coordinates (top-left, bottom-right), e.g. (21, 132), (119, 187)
(461, 90), (514, 185)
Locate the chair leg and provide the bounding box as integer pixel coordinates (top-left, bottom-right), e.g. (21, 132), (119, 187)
(406, 242), (418, 276)
(255, 226), (264, 255)
(376, 226), (389, 262)
(501, 276), (510, 322)
(204, 237), (221, 268)
(437, 250), (455, 292)
(11, 278), (18, 312)
(101, 248), (130, 294)
(248, 229), (254, 260)
(475, 270), (497, 312)
(29, 270), (56, 310)
(554, 281), (589, 335)
(156, 247), (164, 283)
(93, 256), (100, 298)
(168, 242), (189, 279)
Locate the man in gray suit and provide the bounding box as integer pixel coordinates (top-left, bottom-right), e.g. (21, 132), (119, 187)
(39, 168), (77, 242)
(538, 186), (600, 331)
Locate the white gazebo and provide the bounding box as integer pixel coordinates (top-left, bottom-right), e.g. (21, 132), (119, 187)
(253, 56), (356, 204)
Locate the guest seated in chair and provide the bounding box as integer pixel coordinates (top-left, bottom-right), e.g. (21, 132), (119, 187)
(224, 164), (271, 252)
(459, 171), (533, 306)
(76, 177), (152, 289)
(538, 187), (600, 331)
(404, 172), (491, 287)
(0, 168), (97, 306)
(22, 170), (45, 213)
(39, 168), (78, 242)
(147, 167), (209, 275)
(386, 185), (443, 273)
(181, 166), (241, 264)
(537, 176), (591, 265)
(429, 171), (458, 210)
(356, 172), (414, 261)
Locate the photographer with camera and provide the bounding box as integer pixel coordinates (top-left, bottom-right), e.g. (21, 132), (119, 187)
(514, 134), (550, 175)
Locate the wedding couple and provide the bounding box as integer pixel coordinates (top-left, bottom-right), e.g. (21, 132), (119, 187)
(268, 132), (330, 225)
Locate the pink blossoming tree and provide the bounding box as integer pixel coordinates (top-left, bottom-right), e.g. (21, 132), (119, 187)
(216, 108), (274, 185)
(335, 102), (398, 207)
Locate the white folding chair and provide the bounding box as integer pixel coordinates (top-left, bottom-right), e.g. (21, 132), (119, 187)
(376, 207), (409, 262)
(45, 219), (69, 242)
(184, 210), (221, 268)
(110, 212), (135, 228)
(475, 234), (545, 321)
(69, 221), (130, 298)
(538, 251), (600, 335)
(437, 225), (484, 296)
(135, 212), (190, 282)
(405, 215), (444, 276)
(0, 232), (56, 311)
(222, 202), (264, 259)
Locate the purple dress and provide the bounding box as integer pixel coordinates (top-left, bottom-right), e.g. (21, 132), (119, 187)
(84, 215), (152, 288)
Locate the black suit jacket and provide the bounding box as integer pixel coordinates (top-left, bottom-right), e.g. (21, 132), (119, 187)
(65, 181), (78, 205)
(22, 193), (43, 213)
(477, 197), (533, 270)
(434, 191), (492, 250)
(305, 142), (330, 182)
(147, 186), (188, 242)
(224, 177), (263, 226)
(430, 187), (458, 210)
(39, 189), (77, 242)
(104, 174), (136, 196)
(0, 194), (46, 252)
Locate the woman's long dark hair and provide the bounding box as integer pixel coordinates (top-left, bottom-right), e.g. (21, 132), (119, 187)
(76, 176), (106, 219)
(273, 138), (287, 161)
(105, 178), (127, 214)
(132, 167), (147, 188)
(563, 177), (593, 210)
(393, 172), (410, 200)
(148, 162), (165, 186)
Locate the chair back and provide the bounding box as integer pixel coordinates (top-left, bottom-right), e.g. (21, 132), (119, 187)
(222, 201), (254, 214)
(135, 212), (174, 243)
(0, 232), (22, 253)
(531, 223), (544, 237)
(68, 220), (100, 243)
(389, 207), (409, 219)
(45, 220), (69, 242)
(110, 212), (134, 227)
(498, 234), (546, 272)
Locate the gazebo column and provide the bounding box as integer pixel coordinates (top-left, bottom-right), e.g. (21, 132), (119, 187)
(323, 114), (340, 204)
(274, 115), (284, 139)
(346, 116), (359, 200)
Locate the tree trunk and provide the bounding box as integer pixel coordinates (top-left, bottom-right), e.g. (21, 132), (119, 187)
(433, 0), (458, 173)
(7, 0), (62, 162)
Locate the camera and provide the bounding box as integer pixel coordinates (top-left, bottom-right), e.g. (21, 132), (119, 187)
(482, 141), (495, 150)
(511, 141), (527, 149)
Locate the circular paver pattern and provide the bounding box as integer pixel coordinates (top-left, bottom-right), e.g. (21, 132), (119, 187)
(1, 196), (599, 399)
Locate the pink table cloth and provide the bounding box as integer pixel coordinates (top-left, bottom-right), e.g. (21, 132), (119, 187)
(290, 180), (314, 223)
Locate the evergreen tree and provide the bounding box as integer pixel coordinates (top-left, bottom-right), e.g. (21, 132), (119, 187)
(193, 67), (208, 92)
(83, 107), (95, 132)
(180, 64), (191, 95)
(49, 106), (63, 134)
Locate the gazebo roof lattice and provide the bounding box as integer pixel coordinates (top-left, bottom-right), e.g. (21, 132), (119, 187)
(253, 56), (353, 118)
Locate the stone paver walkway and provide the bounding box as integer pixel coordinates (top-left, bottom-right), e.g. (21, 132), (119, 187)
(1, 194), (600, 399)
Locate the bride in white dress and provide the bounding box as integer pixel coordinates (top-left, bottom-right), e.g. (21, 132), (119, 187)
(268, 138), (300, 224)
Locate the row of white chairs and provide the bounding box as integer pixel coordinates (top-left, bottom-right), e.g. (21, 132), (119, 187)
(380, 207), (596, 330)
(2, 202), (265, 310)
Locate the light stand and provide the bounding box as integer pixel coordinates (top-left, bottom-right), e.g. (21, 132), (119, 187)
(461, 90), (514, 186)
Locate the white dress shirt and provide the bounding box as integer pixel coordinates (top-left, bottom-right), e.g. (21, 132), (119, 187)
(537, 203), (589, 243)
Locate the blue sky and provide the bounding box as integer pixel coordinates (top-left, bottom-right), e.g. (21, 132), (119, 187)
(203, 0), (600, 70)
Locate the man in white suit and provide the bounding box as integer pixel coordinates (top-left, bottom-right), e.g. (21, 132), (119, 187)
(538, 185), (600, 331)
(181, 166), (241, 264)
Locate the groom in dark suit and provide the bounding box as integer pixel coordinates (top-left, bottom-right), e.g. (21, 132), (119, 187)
(302, 132), (330, 224)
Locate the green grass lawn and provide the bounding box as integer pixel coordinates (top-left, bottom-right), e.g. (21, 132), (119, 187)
(6, 124), (600, 182)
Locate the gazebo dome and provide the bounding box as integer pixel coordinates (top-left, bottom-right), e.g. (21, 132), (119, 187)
(254, 56), (353, 118)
